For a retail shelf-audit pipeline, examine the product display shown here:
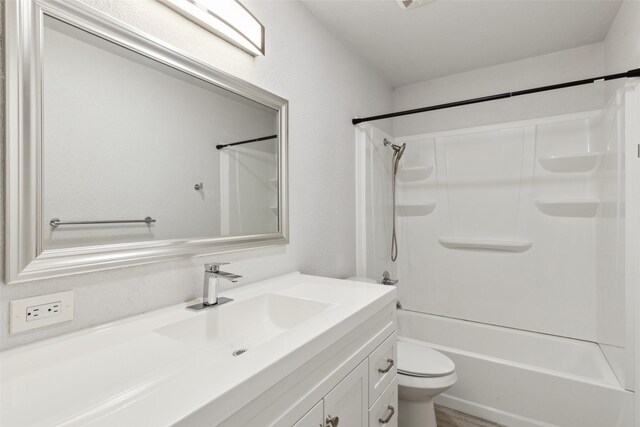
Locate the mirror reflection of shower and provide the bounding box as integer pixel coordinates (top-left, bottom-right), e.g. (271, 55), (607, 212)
(384, 138), (407, 262)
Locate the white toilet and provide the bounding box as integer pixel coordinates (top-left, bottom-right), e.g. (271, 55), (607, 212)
(397, 340), (457, 427)
(345, 277), (457, 427)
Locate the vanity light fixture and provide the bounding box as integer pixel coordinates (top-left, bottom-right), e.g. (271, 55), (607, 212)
(157, 0), (265, 56)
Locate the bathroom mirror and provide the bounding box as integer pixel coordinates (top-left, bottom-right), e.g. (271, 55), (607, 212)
(5, 0), (288, 283)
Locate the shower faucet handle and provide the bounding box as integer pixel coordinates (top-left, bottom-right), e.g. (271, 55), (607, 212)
(381, 271), (398, 286)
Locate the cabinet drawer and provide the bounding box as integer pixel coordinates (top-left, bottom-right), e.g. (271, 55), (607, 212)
(368, 332), (397, 406)
(369, 376), (398, 427)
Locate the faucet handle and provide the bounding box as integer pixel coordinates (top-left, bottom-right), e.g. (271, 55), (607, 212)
(204, 262), (229, 272)
(381, 271), (398, 286)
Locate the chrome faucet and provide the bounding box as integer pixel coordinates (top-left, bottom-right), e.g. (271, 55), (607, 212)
(187, 263), (242, 311)
(381, 271), (398, 286)
(380, 271), (403, 310)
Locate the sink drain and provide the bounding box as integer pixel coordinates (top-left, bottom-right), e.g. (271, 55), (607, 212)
(232, 349), (248, 357)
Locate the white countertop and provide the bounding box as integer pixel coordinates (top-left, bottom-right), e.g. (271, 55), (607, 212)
(1, 273), (396, 427)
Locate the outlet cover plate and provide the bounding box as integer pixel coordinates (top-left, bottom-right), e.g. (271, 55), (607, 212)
(10, 291), (74, 334)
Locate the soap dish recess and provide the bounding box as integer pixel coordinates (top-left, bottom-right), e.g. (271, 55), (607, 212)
(396, 203), (436, 217)
(397, 166), (433, 182)
(438, 238), (532, 252)
(535, 199), (599, 217)
(539, 153), (600, 173)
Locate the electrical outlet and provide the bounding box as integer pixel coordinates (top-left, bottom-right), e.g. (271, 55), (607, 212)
(10, 291), (73, 334)
(26, 301), (62, 322)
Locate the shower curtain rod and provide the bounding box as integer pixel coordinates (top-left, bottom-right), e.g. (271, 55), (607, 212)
(216, 134), (278, 150)
(352, 68), (640, 125)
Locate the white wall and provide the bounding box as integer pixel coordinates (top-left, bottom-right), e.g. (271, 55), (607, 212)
(0, 0), (392, 349)
(392, 43), (605, 136)
(604, 1), (640, 76)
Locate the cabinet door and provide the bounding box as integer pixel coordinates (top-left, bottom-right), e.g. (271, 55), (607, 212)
(323, 360), (368, 427)
(293, 401), (323, 427)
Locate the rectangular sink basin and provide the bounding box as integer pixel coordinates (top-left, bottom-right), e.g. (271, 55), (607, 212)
(155, 294), (333, 355)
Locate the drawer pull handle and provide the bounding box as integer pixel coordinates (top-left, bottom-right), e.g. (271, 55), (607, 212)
(378, 358), (395, 373)
(379, 405), (395, 424)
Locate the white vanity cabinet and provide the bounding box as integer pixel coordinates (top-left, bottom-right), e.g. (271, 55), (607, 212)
(291, 334), (398, 427)
(294, 352), (397, 427)
(369, 334), (398, 406)
(323, 360), (369, 427)
(293, 401), (323, 427)
(369, 377), (399, 427)
(212, 300), (398, 427)
(294, 361), (369, 427)
(1, 274), (397, 427)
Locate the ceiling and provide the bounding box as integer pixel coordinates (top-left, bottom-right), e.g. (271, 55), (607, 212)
(301, 0), (622, 88)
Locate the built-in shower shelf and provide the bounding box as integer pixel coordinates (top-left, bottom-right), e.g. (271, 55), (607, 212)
(396, 202), (436, 217)
(535, 199), (600, 217)
(270, 206), (278, 215)
(438, 238), (532, 252)
(397, 166), (433, 182)
(539, 153), (600, 173)
(269, 178), (278, 190)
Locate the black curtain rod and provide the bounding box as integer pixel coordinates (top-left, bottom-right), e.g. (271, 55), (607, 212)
(352, 68), (640, 125)
(216, 134), (278, 150)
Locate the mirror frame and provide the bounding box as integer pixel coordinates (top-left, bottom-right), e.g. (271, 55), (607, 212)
(5, 0), (289, 284)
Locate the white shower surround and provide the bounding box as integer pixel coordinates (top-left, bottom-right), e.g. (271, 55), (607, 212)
(356, 83), (640, 426)
(392, 109), (610, 342)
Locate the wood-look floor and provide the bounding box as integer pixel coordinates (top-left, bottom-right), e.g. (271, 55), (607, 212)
(435, 405), (507, 427)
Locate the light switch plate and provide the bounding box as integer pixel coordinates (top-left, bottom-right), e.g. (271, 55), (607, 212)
(10, 291), (74, 334)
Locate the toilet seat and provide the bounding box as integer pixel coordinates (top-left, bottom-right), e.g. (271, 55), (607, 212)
(397, 340), (455, 378)
(398, 368), (458, 393)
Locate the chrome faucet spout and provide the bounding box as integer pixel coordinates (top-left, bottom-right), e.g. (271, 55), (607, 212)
(187, 263), (242, 311)
(210, 270), (242, 282)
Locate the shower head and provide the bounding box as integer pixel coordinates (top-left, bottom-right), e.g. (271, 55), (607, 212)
(383, 138), (402, 153)
(384, 138), (407, 161)
(396, 142), (406, 161)
(384, 138), (408, 263)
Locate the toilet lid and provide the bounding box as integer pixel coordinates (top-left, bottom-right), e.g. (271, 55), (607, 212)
(397, 340), (455, 378)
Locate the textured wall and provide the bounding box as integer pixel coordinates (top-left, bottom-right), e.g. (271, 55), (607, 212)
(604, 1), (640, 75)
(392, 43), (606, 136)
(0, 0), (392, 349)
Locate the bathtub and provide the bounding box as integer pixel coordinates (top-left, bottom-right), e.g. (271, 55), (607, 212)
(397, 310), (634, 427)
